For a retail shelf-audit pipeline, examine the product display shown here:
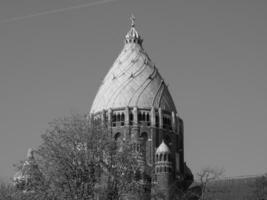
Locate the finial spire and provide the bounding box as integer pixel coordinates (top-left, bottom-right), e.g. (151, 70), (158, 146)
(125, 14), (142, 45)
(130, 14), (135, 27)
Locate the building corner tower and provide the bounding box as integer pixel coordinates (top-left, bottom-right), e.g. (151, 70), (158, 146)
(155, 141), (173, 199)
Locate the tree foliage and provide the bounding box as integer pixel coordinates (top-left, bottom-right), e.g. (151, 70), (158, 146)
(197, 167), (224, 200)
(11, 114), (140, 200)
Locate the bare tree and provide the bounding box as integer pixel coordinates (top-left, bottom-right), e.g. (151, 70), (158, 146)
(197, 167), (224, 200)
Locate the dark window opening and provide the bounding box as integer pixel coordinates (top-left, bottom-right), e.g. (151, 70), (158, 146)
(112, 112), (125, 127)
(163, 116), (172, 130)
(156, 115), (159, 127)
(114, 132), (121, 141)
(138, 111), (151, 126)
(129, 112), (133, 125)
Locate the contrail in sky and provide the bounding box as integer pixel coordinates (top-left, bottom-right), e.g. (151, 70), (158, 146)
(0, 0), (119, 24)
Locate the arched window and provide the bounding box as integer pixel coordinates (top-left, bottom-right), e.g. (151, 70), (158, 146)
(111, 112), (125, 127)
(129, 112), (133, 125)
(163, 117), (166, 129)
(138, 112), (150, 126)
(141, 132), (148, 140)
(156, 115), (159, 127)
(164, 154), (167, 161)
(121, 113), (125, 126)
(164, 135), (171, 147)
(116, 113), (121, 122)
(146, 113), (150, 121)
(163, 114), (172, 129)
(138, 113), (141, 121)
(159, 154), (163, 161)
(142, 113), (146, 121)
(112, 113), (122, 127)
(114, 132), (121, 141)
(112, 114), (116, 122)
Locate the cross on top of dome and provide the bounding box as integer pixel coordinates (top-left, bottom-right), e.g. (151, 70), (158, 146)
(130, 14), (135, 27)
(125, 15), (143, 45)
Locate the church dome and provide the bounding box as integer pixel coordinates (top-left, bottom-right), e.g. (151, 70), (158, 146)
(90, 17), (177, 114)
(156, 141), (171, 154)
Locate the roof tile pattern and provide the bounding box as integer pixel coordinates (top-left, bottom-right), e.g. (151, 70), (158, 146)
(90, 39), (176, 113)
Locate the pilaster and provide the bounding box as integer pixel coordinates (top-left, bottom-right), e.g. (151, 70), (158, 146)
(133, 106), (138, 125)
(171, 111), (176, 132)
(125, 107), (130, 126)
(158, 108), (163, 129)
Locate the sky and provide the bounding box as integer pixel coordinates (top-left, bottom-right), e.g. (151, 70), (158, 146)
(0, 0), (267, 181)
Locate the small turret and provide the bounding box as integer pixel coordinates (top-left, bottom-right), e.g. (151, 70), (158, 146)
(155, 141), (173, 200)
(13, 148), (43, 193)
(27, 148), (34, 161)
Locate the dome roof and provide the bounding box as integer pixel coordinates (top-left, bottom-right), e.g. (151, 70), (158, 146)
(90, 17), (177, 114)
(156, 141), (170, 154)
